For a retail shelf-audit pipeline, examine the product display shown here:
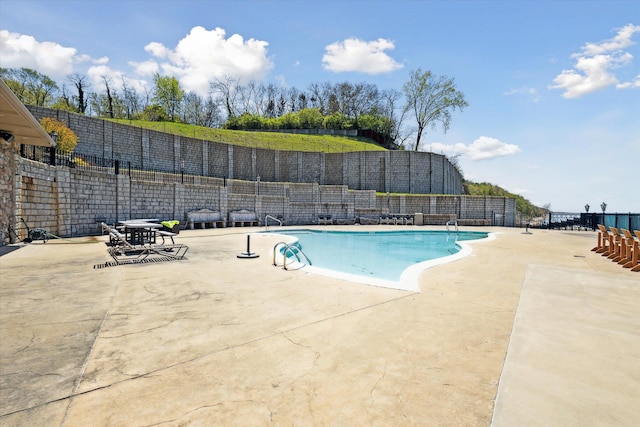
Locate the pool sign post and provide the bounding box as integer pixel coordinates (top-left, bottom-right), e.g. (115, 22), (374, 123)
(238, 235), (259, 259)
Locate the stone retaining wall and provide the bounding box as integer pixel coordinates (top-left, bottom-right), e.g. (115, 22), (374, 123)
(7, 159), (515, 240)
(27, 107), (463, 195)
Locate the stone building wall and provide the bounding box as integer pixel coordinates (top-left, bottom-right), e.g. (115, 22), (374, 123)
(1, 138), (18, 243)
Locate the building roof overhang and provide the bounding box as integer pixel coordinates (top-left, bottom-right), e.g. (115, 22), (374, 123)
(0, 78), (56, 147)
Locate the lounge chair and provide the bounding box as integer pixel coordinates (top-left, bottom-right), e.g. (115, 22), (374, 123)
(96, 223), (188, 268)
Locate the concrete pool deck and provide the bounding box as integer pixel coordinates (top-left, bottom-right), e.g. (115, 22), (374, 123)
(1, 226), (638, 426)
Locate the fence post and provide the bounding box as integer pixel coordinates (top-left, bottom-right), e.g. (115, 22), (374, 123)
(115, 159), (120, 175)
(49, 147), (56, 166)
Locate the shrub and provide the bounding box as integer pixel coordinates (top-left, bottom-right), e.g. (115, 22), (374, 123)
(39, 117), (78, 153)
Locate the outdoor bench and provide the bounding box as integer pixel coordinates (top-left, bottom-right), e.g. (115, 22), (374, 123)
(318, 215), (333, 225)
(186, 209), (226, 229)
(228, 209), (259, 227)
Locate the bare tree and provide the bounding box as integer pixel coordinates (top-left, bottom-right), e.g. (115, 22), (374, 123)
(121, 78), (141, 119)
(210, 74), (240, 119)
(67, 73), (89, 113)
(102, 76), (115, 118)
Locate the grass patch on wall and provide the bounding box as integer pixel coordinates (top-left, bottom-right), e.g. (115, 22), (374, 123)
(110, 119), (387, 153)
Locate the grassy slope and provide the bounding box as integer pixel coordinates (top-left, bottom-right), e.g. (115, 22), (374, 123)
(110, 119), (387, 153)
(464, 181), (543, 217)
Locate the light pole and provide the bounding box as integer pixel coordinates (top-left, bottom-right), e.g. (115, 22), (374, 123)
(49, 131), (58, 166)
(600, 202), (607, 227)
(584, 204), (590, 230)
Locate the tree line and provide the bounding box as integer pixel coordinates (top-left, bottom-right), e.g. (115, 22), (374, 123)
(1, 67), (467, 151)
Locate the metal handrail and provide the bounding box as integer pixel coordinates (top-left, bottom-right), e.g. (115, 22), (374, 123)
(272, 241), (312, 270)
(272, 241), (289, 266)
(265, 214), (283, 230)
(446, 219), (459, 234)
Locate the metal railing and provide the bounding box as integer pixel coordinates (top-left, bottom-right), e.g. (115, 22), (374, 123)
(272, 241), (312, 270)
(264, 214), (283, 230)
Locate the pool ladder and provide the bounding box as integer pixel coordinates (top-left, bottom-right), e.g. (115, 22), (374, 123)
(272, 241), (313, 270)
(446, 219), (459, 234)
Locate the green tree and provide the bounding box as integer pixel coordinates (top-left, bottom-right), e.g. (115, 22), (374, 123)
(403, 68), (468, 151)
(297, 108), (324, 129)
(278, 112), (300, 129)
(0, 67), (58, 106)
(139, 104), (169, 122)
(323, 112), (350, 130)
(152, 73), (184, 121)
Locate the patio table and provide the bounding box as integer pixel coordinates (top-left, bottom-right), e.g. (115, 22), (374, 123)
(119, 222), (162, 245)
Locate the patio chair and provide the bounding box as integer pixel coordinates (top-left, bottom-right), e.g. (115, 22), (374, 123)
(591, 224), (609, 255)
(592, 224), (612, 255)
(96, 223), (188, 268)
(624, 230), (640, 272)
(607, 227), (624, 262)
(617, 229), (634, 266)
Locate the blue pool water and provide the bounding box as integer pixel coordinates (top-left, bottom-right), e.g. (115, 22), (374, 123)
(270, 229), (489, 288)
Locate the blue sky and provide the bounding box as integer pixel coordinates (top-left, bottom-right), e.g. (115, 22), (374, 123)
(1, 0), (638, 212)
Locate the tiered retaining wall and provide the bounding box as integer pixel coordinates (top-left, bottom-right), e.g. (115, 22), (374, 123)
(27, 107), (462, 195)
(10, 158), (515, 240)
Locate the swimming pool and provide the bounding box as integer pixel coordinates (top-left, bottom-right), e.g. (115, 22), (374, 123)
(269, 229), (490, 291)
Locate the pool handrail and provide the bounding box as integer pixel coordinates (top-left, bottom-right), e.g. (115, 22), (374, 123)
(446, 219), (459, 234)
(272, 241), (312, 270)
(265, 214), (283, 230)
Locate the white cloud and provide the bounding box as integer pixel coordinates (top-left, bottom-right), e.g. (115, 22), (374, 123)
(0, 30), (77, 78)
(430, 136), (521, 160)
(616, 73), (640, 89)
(144, 42), (170, 59)
(129, 59), (159, 76)
(142, 26), (273, 96)
(504, 86), (540, 102)
(94, 56), (110, 65)
(582, 23), (640, 55)
(549, 24), (640, 98)
(322, 37), (403, 74)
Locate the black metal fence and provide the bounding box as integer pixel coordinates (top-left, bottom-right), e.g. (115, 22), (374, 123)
(546, 211), (640, 231)
(19, 145), (195, 184)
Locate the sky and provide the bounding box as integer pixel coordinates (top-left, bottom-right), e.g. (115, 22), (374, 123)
(1, 0), (638, 212)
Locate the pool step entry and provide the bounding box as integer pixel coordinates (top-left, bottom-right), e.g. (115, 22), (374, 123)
(272, 241), (313, 270)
